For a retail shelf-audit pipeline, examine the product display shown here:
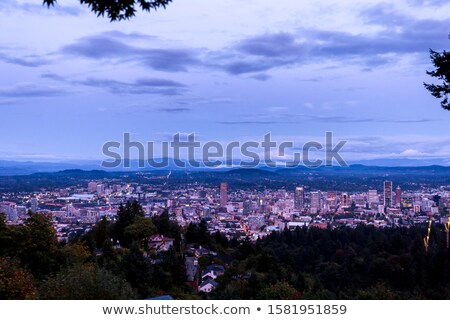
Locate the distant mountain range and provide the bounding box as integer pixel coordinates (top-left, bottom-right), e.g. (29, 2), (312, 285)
(0, 157), (449, 176)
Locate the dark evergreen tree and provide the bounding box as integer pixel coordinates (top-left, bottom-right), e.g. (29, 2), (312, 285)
(19, 212), (59, 279)
(121, 244), (154, 298)
(424, 37), (450, 110)
(113, 200), (145, 247)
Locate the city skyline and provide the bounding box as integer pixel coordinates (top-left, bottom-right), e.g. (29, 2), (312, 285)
(0, 0), (449, 163)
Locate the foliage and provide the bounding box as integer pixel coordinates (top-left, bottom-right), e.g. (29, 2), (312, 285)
(59, 241), (93, 267)
(17, 212), (59, 279)
(125, 216), (157, 246)
(152, 211), (182, 251)
(113, 200), (145, 247)
(40, 265), (136, 299)
(120, 244), (155, 298)
(185, 219), (210, 245)
(424, 37), (450, 110)
(213, 225), (450, 299)
(0, 257), (37, 299)
(43, 0), (172, 21)
(257, 282), (300, 300)
(93, 216), (110, 249)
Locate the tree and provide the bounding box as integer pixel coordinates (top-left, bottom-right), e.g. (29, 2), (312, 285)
(424, 37), (450, 110)
(120, 244), (154, 298)
(113, 200), (145, 247)
(20, 212), (59, 279)
(257, 282), (300, 300)
(59, 241), (93, 267)
(40, 265), (137, 299)
(43, 0), (172, 21)
(124, 216), (156, 247)
(93, 216), (110, 249)
(0, 257), (37, 300)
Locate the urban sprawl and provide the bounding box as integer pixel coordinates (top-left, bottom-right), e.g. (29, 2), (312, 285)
(2, 177), (449, 241)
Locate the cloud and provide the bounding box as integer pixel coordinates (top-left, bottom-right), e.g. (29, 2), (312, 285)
(217, 112), (437, 125)
(61, 35), (136, 59)
(174, 98), (234, 106)
(406, 0), (449, 6)
(267, 106), (289, 113)
(214, 5), (450, 74)
(399, 149), (426, 156)
(60, 31), (201, 72)
(157, 107), (192, 113)
(236, 32), (304, 58)
(0, 0), (83, 16)
(57, 5), (450, 77)
(220, 60), (280, 75)
(41, 72), (66, 81)
(0, 83), (69, 98)
(335, 135), (450, 160)
(0, 49), (48, 67)
(41, 72), (187, 96)
(100, 30), (157, 41)
(249, 73), (271, 81)
(78, 77), (187, 96)
(0, 99), (20, 106)
(359, 4), (449, 52)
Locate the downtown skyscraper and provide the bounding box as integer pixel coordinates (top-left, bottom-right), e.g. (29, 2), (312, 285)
(220, 182), (228, 207)
(384, 181), (393, 208)
(294, 186), (305, 210)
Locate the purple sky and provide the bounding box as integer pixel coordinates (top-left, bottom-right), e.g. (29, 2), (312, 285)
(0, 0), (449, 163)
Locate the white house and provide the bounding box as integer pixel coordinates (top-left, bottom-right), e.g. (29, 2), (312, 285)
(198, 279), (218, 293)
(148, 234), (174, 252)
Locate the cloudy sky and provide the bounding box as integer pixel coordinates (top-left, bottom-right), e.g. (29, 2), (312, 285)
(0, 0), (449, 163)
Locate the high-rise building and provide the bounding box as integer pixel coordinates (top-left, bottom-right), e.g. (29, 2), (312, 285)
(384, 181), (393, 208)
(97, 184), (105, 195)
(368, 190), (378, 206)
(352, 194), (366, 207)
(294, 186), (305, 210)
(341, 193), (350, 207)
(30, 198), (39, 213)
(88, 182), (97, 193)
(243, 199), (252, 215)
(310, 191), (321, 212)
(0, 202), (18, 222)
(326, 191), (338, 208)
(220, 182), (228, 207)
(395, 186), (402, 207)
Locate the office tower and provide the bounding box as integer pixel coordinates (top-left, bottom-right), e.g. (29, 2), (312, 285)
(294, 186), (305, 210)
(88, 181), (97, 193)
(220, 182), (228, 207)
(97, 184), (105, 195)
(310, 191), (321, 212)
(368, 190), (378, 206)
(395, 186), (402, 207)
(30, 198), (39, 213)
(341, 193), (350, 207)
(384, 181), (393, 208)
(243, 199), (252, 215)
(0, 202), (18, 222)
(326, 191), (338, 208)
